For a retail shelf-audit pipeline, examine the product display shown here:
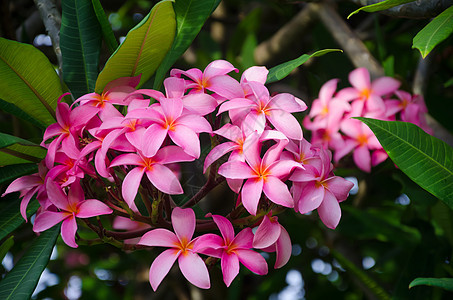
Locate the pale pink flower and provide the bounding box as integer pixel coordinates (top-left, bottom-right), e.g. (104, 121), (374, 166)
(109, 145), (194, 210)
(33, 180), (112, 248)
(337, 67), (400, 116)
(170, 59), (243, 100)
(335, 119), (382, 172)
(2, 162), (48, 221)
(218, 81), (306, 140)
(252, 214), (292, 269)
(290, 148), (353, 229)
(194, 214), (268, 287)
(218, 132), (298, 215)
(126, 95), (212, 158)
(138, 207), (211, 290)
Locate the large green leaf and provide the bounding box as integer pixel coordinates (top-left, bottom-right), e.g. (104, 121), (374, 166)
(0, 236), (14, 262)
(0, 225), (59, 300)
(266, 49), (342, 84)
(0, 163), (38, 185)
(0, 197), (40, 242)
(413, 5), (453, 58)
(0, 133), (46, 166)
(409, 277), (453, 291)
(91, 0), (118, 54)
(61, 0), (103, 99)
(357, 118), (453, 208)
(153, 0), (221, 88)
(348, 0), (416, 19)
(0, 98), (47, 129)
(0, 38), (59, 126)
(95, 0), (176, 93)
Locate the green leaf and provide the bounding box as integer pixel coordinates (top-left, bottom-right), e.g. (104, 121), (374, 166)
(0, 98), (47, 129)
(0, 163), (38, 185)
(153, 0), (221, 88)
(0, 37), (60, 126)
(0, 197), (40, 242)
(266, 49), (342, 84)
(91, 0), (119, 54)
(95, 0), (176, 93)
(412, 5), (453, 59)
(356, 118), (453, 208)
(0, 236), (14, 262)
(61, 0), (103, 99)
(0, 225), (60, 300)
(348, 0), (416, 19)
(409, 277), (453, 291)
(0, 133), (46, 166)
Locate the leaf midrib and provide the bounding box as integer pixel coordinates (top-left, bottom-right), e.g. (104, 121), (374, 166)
(422, 10), (453, 55)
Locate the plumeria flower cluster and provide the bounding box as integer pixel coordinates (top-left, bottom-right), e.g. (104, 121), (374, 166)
(304, 67), (432, 172)
(2, 60), (354, 290)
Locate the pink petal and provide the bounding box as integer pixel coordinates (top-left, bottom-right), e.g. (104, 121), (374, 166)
(242, 66), (268, 84)
(236, 249), (268, 275)
(149, 249), (180, 291)
(160, 97), (183, 119)
(193, 233), (224, 252)
(269, 93), (307, 113)
(172, 207), (195, 242)
(76, 200), (113, 218)
(353, 145), (371, 172)
(46, 180), (70, 211)
(183, 93), (217, 115)
(336, 87), (360, 102)
(177, 114), (212, 133)
(253, 215), (281, 249)
(262, 176), (294, 208)
(208, 75), (243, 99)
(122, 167), (145, 210)
(204, 142), (237, 173)
(290, 168), (318, 182)
(61, 215), (78, 248)
(164, 77), (185, 98)
(267, 109), (303, 140)
(33, 211), (68, 233)
(169, 125), (200, 158)
(371, 149), (388, 167)
(141, 124), (168, 158)
(171, 67), (202, 82)
(232, 227), (254, 249)
(218, 161), (254, 179)
(317, 190), (341, 229)
(178, 251), (210, 289)
(349, 68), (370, 91)
(146, 164), (183, 194)
(319, 79), (339, 102)
(241, 178), (264, 215)
(214, 123), (242, 141)
(221, 252), (240, 287)
(242, 132), (261, 170)
(371, 77), (400, 96)
(138, 228), (179, 247)
(243, 111), (266, 135)
(154, 145), (196, 164)
(297, 181), (324, 214)
(3, 174), (41, 195)
(217, 98), (254, 115)
(324, 176), (354, 201)
(274, 225), (292, 269)
(267, 159), (300, 179)
(211, 214), (235, 244)
(204, 60), (238, 78)
(110, 153), (143, 168)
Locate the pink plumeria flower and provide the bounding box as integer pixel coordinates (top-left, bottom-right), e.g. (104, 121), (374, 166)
(2, 162), (48, 221)
(194, 214), (268, 287)
(304, 79), (350, 131)
(385, 90), (432, 134)
(73, 75), (141, 121)
(41, 94), (82, 169)
(290, 148), (354, 229)
(46, 151), (95, 187)
(218, 81), (306, 140)
(335, 119), (382, 172)
(337, 67), (400, 116)
(138, 207), (211, 290)
(170, 59), (243, 100)
(126, 95), (212, 158)
(253, 214), (292, 269)
(218, 132), (298, 215)
(109, 144), (194, 210)
(33, 180), (112, 248)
